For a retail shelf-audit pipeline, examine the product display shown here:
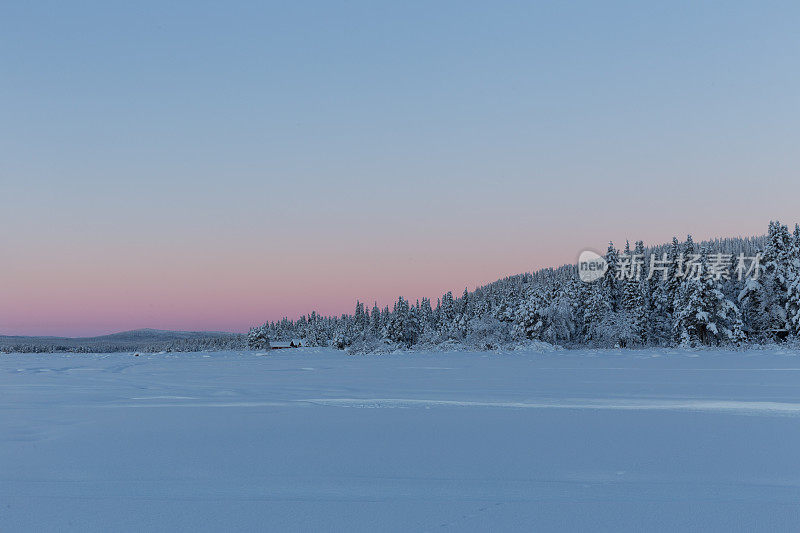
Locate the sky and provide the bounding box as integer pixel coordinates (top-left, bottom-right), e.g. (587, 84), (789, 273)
(2, 1), (799, 336)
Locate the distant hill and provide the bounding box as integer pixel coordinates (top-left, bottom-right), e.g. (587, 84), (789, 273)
(0, 329), (246, 353)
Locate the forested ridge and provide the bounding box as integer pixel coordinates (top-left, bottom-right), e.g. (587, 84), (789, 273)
(250, 221), (800, 352)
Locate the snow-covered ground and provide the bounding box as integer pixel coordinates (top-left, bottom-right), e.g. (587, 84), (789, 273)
(3, 348), (800, 532)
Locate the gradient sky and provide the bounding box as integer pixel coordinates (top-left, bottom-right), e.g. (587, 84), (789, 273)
(2, 1), (799, 336)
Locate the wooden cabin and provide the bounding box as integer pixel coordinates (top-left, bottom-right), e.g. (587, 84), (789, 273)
(270, 339), (304, 349)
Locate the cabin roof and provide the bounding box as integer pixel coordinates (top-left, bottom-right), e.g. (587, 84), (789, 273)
(270, 339), (303, 348)
(270, 341), (292, 348)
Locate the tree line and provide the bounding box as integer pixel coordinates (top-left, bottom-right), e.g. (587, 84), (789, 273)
(249, 221), (800, 352)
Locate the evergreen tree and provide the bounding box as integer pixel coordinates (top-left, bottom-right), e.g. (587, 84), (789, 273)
(419, 297), (435, 333)
(582, 283), (612, 344)
(619, 240), (649, 345)
(515, 286), (545, 340)
(247, 325), (271, 349)
(785, 224), (800, 336)
(386, 297), (419, 347)
(369, 302), (382, 335)
(439, 291), (456, 334)
(461, 287), (472, 319)
(740, 221), (792, 340)
(602, 242), (620, 311)
(354, 301), (367, 333)
(674, 247), (745, 346)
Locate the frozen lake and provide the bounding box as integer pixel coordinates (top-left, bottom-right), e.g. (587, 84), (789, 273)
(3, 348), (800, 531)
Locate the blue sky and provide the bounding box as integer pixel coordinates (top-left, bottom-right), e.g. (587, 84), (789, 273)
(2, 1), (799, 335)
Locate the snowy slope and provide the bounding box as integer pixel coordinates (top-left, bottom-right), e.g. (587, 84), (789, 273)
(3, 348), (800, 531)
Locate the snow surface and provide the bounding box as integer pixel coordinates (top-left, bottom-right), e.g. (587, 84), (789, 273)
(3, 348), (800, 531)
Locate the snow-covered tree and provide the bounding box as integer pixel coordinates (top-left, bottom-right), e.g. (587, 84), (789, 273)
(785, 224), (800, 336)
(247, 325), (271, 349)
(674, 247), (744, 346)
(582, 283), (614, 345)
(603, 242), (621, 312)
(385, 296), (419, 347)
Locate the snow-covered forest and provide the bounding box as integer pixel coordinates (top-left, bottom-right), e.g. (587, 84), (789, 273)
(0, 330), (246, 354)
(249, 221), (800, 352)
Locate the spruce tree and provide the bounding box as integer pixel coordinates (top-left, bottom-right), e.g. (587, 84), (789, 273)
(674, 246), (745, 346)
(603, 242), (620, 312)
(785, 224), (800, 336)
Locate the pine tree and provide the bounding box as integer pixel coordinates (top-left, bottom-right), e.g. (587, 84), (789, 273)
(785, 224), (800, 336)
(540, 279), (578, 344)
(674, 246), (745, 346)
(623, 240), (649, 345)
(648, 237), (680, 345)
(247, 325), (271, 349)
(354, 301), (367, 333)
(603, 242), (620, 312)
(515, 287), (545, 340)
(758, 220), (792, 339)
(369, 302), (382, 336)
(665, 236), (682, 315)
(419, 297), (435, 333)
(386, 296), (419, 347)
(439, 291), (456, 334)
(582, 283), (612, 344)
